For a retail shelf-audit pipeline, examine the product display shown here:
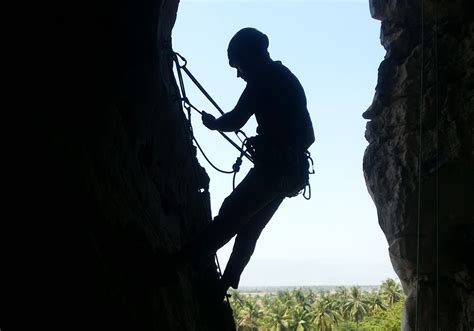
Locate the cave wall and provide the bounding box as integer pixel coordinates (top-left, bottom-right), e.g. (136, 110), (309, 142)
(5, 0), (234, 330)
(364, 0), (473, 329)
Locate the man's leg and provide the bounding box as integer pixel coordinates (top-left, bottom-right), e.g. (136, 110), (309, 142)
(221, 195), (284, 289)
(181, 167), (284, 266)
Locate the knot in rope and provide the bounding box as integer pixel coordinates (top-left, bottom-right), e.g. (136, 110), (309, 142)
(232, 157), (242, 173)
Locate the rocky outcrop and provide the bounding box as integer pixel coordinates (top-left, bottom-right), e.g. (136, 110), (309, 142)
(5, 0), (234, 330)
(364, 0), (473, 329)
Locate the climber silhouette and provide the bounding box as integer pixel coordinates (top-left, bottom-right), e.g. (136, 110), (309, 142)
(179, 27), (315, 302)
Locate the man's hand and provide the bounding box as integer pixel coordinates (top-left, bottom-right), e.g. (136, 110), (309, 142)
(202, 111), (217, 130)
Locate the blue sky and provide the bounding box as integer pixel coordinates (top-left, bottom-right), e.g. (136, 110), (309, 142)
(172, 0), (399, 286)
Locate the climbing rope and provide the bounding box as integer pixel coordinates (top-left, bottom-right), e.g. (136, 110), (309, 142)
(171, 50), (249, 311)
(192, 137), (234, 175)
(415, 0), (425, 328)
(415, 0), (440, 329)
(172, 50), (314, 199)
(170, 46), (319, 318)
(172, 51), (253, 190)
(173, 52), (254, 163)
(173, 50), (257, 191)
(171, 48), (316, 308)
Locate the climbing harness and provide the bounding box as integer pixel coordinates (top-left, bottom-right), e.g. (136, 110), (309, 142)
(171, 50), (314, 197)
(303, 151), (315, 200)
(170, 49), (315, 312)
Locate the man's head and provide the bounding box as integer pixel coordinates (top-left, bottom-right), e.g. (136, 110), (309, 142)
(228, 28), (270, 81)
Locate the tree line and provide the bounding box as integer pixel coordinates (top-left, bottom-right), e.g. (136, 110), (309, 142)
(228, 278), (405, 330)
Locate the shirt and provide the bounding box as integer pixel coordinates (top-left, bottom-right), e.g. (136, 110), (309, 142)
(233, 60), (315, 151)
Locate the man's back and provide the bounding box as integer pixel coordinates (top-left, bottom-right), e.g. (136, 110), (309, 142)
(246, 60), (315, 150)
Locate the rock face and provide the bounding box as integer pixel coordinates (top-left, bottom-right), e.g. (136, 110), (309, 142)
(364, 0), (473, 329)
(6, 0), (234, 330)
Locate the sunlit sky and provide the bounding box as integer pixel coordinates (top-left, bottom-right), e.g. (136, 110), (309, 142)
(172, 0), (399, 286)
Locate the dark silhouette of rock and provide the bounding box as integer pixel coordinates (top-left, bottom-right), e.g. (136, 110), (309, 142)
(364, 0), (473, 329)
(4, 0), (234, 330)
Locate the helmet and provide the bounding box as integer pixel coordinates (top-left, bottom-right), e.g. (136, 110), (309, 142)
(227, 27), (269, 67)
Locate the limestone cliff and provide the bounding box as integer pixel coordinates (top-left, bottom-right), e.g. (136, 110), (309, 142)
(364, 0), (473, 329)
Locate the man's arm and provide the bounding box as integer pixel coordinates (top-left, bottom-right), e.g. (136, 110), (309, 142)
(204, 108), (251, 132)
(202, 85), (255, 132)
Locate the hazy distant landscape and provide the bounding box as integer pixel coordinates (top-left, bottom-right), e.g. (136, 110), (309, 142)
(229, 278), (404, 330)
(239, 285), (379, 294)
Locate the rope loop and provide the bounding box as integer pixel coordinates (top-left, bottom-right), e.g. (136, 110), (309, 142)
(306, 151), (315, 175)
(301, 151), (314, 200)
(182, 98), (203, 115)
(171, 50), (253, 162)
(303, 183), (311, 200)
(174, 52), (188, 68)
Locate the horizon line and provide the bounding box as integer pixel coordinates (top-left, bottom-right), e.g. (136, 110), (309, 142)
(183, 0), (367, 3)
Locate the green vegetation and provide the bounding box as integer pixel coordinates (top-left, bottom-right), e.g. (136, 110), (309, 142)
(229, 278), (405, 331)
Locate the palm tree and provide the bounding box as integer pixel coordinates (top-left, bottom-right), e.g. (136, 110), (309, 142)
(292, 288), (308, 306)
(229, 289), (244, 305)
(263, 295), (291, 331)
(308, 294), (341, 331)
(380, 278), (404, 305)
(342, 286), (369, 323)
(276, 290), (294, 306)
(333, 287), (349, 319)
(366, 290), (387, 315)
(234, 296), (263, 330)
(288, 299), (312, 330)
